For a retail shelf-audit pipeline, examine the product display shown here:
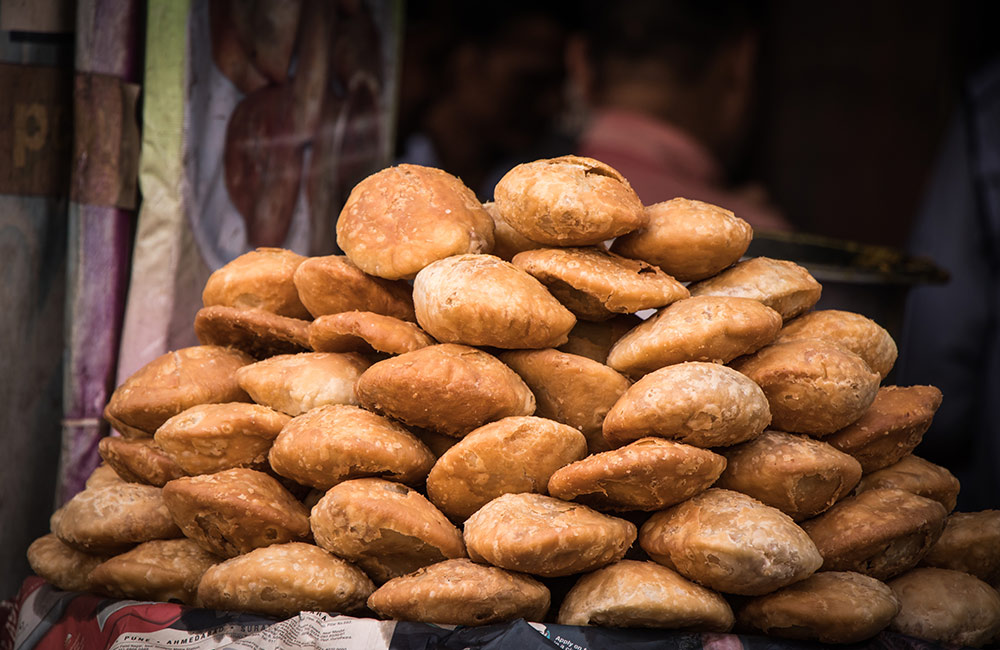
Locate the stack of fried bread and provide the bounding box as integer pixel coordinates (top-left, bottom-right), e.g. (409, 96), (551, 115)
(29, 156), (1000, 645)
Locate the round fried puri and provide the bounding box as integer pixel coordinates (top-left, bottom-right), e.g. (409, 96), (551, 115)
(731, 339), (880, 437)
(413, 254), (576, 349)
(855, 455), (960, 512)
(776, 309), (898, 379)
(235, 352), (370, 416)
(921, 511), (1000, 585)
(269, 404), (435, 490)
(162, 468), (311, 558)
(104, 345), (254, 437)
(737, 571), (900, 644)
(483, 200), (544, 261)
(336, 164), (494, 280)
(603, 362), (771, 449)
(688, 257), (822, 321)
(193, 305), (311, 359)
(202, 247), (310, 319)
(715, 430), (863, 521)
(368, 558), (550, 625)
(639, 488), (823, 596)
(511, 247), (688, 321)
(51, 483), (181, 554)
(463, 493), (636, 578)
(88, 538), (221, 605)
(889, 568), (1000, 648)
(310, 478), (466, 584)
(425, 416), (587, 521)
(824, 385), (943, 473)
(292, 255), (416, 321)
(799, 488), (947, 581)
(610, 198), (752, 282)
(154, 403), (290, 475)
(85, 463), (124, 489)
(308, 311), (434, 355)
(355, 344), (535, 438)
(98, 436), (186, 486)
(500, 349), (630, 454)
(27, 534), (108, 592)
(559, 559), (734, 630)
(493, 156), (645, 246)
(197, 542), (374, 618)
(547, 438), (726, 512)
(606, 296), (783, 377)
(557, 314), (642, 363)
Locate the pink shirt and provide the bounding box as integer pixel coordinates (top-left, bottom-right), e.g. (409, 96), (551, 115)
(578, 108), (791, 232)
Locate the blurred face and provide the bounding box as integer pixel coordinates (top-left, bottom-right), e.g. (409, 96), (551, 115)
(458, 16), (568, 151)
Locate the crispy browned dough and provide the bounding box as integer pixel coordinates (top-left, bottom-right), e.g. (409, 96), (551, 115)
(603, 362), (771, 448)
(493, 156), (645, 246)
(104, 346), (254, 437)
(413, 254), (576, 349)
(824, 386), (943, 473)
(85, 463), (124, 489)
(483, 200), (544, 261)
(367, 558), (550, 625)
(558, 559), (734, 630)
(639, 488), (823, 595)
(193, 305), (311, 359)
(688, 257), (822, 321)
(308, 311), (434, 355)
(715, 430), (863, 521)
(511, 247), (689, 321)
(776, 309), (898, 379)
(800, 488), (947, 581)
(921, 511), (1000, 586)
(336, 164), (494, 280)
(611, 198), (752, 281)
(197, 542), (374, 618)
(310, 478), (466, 584)
(557, 314), (642, 363)
(500, 349), (630, 454)
(51, 483), (181, 554)
(889, 568), (1000, 647)
(425, 416), (587, 521)
(27, 534), (108, 592)
(855, 455), (960, 512)
(98, 436), (187, 486)
(269, 404), (435, 490)
(355, 344), (535, 437)
(548, 438), (726, 512)
(292, 255), (416, 321)
(731, 340), (880, 436)
(463, 493), (636, 578)
(88, 539), (221, 604)
(737, 571), (900, 644)
(154, 402), (290, 475)
(607, 296), (783, 377)
(162, 468), (311, 558)
(202, 248), (310, 319)
(235, 352), (370, 416)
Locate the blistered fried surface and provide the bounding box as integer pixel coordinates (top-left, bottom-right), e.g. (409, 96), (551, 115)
(236, 352), (370, 416)
(483, 200), (544, 261)
(639, 488), (823, 595)
(198, 542), (375, 618)
(856, 455), (959, 512)
(607, 296), (782, 377)
(293, 255), (416, 321)
(557, 314), (641, 363)
(888, 568), (1000, 647)
(413, 254), (576, 349)
(52, 483), (181, 554)
(202, 247), (310, 319)
(776, 309), (897, 379)
(367, 558), (550, 625)
(604, 362), (770, 448)
(89, 538), (221, 605)
(194, 305), (311, 359)
(558, 559), (734, 630)
(27, 534), (108, 592)
(688, 257), (822, 321)
(98, 436), (187, 486)
(921, 511), (1000, 586)
(463, 492), (636, 578)
(336, 164), (494, 280)
(308, 311), (434, 355)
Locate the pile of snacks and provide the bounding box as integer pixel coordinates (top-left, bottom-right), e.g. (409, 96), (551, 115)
(28, 156), (1000, 646)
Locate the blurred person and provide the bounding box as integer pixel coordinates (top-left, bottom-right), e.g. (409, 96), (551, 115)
(397, 2), (573, 199)
(570, 0), (790, 231)
(896, 57), (1000, 510)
